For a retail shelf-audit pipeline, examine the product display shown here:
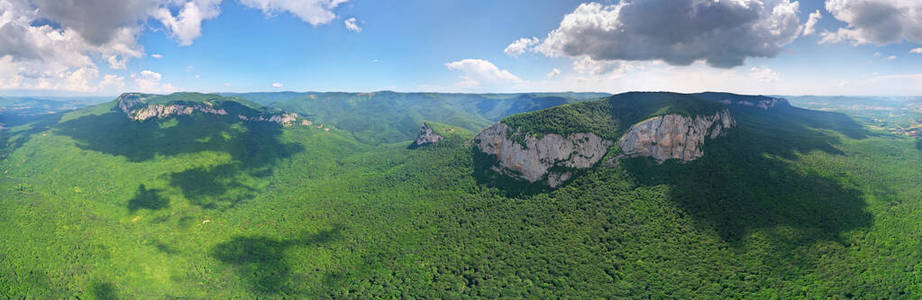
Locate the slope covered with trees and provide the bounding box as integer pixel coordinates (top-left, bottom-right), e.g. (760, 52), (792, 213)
(227, 91), (609, 144)
(1, 92), (921, 298)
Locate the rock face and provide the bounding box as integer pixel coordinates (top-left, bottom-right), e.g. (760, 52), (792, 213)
(413, 123), (444, 147)
(117, 93), (299, 127)
(617, 110), (735, 163)
(474, 123), (612, 187)
(236, 113), (299, 127)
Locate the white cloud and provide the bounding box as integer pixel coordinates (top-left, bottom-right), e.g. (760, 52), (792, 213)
(344, 17), (361, 32)
(151, 54), (163, 59)
(100, 74), (125, 90)
(803, 10), (822, 36)
(271, 82), (284, 88)
(0, 0), (351, 94)
(0, 0), (145, 93)
(59, 67), (100, 92)
(132, 70), (176, 93)
(444, 59), (522, 88)
(238, 0), (348, 25)
(153, 0), (222, 46)
(874, 52), (882, 57)
(911, 48), (922, 54)
(887, 55), (896, 60)
(503, 37), (538, 57)
(822, 0), (922, 45)
(534, 0), (802, 68)
(28, 0), (157, 46)
(546, 68), (560, 78)
(749, 66), (780, 83)
(572, 56), (637, 76)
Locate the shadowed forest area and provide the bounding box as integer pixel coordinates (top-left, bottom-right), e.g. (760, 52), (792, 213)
(211, 226), (345, 295)
(52, 106), (303, 211)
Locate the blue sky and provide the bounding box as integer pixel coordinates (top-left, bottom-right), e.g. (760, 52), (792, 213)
(1, 0), (921, 96)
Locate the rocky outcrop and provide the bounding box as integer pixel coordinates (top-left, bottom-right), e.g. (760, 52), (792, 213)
(412, 123), (443, 147)
(128, 103), (228, 121)
(617, 110), (734, 163)
(236, 113), (299, 127)
(474, 123), (612, 187)
(117, 93), (299, 127)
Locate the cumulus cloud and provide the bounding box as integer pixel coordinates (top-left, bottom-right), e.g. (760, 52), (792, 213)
(0, 0), (349, 93)
(151, 54), (163, 58)
(238, 0), (348, 25)
(153, 0), (222, 46)
(821, 0), (922, 45)
(504, 37), (538, 57)
(444, 59), (522, 88)
(912, 48), (922, 54)
(803, 10), (822, 36)
(886, 55), (896, 60)
(132, 70), (176, 93)
(344, 17), (361, 32)
(271, 82), (283, 88)
(571, 56), (636, 76)
(533, 0), (803, 68)
(0, 0), (145, 92)
(546, 68), (560, 78)
(100, 74), (126, 90)
(29, 0), (157, 46)
(749, 66), (780, 83)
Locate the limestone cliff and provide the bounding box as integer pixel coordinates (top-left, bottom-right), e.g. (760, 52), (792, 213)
(474, 109), (735, 187)
(617, 110), (734, 163)
(474, 123), (612, 187)
(117, 93), (299, 127)
(412, 123), (444, 147)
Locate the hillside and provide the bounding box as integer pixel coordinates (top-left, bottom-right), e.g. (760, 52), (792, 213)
(1, 91), (922, 298)
(228, 91), (610, 144)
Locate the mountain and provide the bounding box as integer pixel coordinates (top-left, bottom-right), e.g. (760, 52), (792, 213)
(2, 91), (922, 298)
(227, 91), (610, 145)
(0, 96), (110, 129)
(473, 92), (737, 187)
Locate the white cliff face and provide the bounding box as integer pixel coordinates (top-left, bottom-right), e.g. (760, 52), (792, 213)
(117, 93), (299, 127)
(617, 110), (735, 163)
(413, 123), (444, 146)
(130, 104), (228, 121)
(474, 123), (612, 187)
(236, 113), (299, 127)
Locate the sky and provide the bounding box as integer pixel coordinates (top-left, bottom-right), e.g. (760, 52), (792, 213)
(1, 0), (922, 96)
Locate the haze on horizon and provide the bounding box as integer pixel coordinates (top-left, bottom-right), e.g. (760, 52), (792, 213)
(1, 0), (921, 97)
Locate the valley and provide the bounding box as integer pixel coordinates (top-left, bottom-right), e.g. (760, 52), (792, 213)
(4, 0), (922, 297)
(2, 91), (921, 297)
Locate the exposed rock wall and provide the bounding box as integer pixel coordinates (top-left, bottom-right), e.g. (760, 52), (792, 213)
(474, 123), (612, 187)
(413, 123), (443, 146)
(617, 110), (734, 163)
(236, 113), (299, 127)
(129, 104), (228, 121)
(117, 93), (299, 127)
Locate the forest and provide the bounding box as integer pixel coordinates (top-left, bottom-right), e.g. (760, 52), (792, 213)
(1, 92), (921, 298)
